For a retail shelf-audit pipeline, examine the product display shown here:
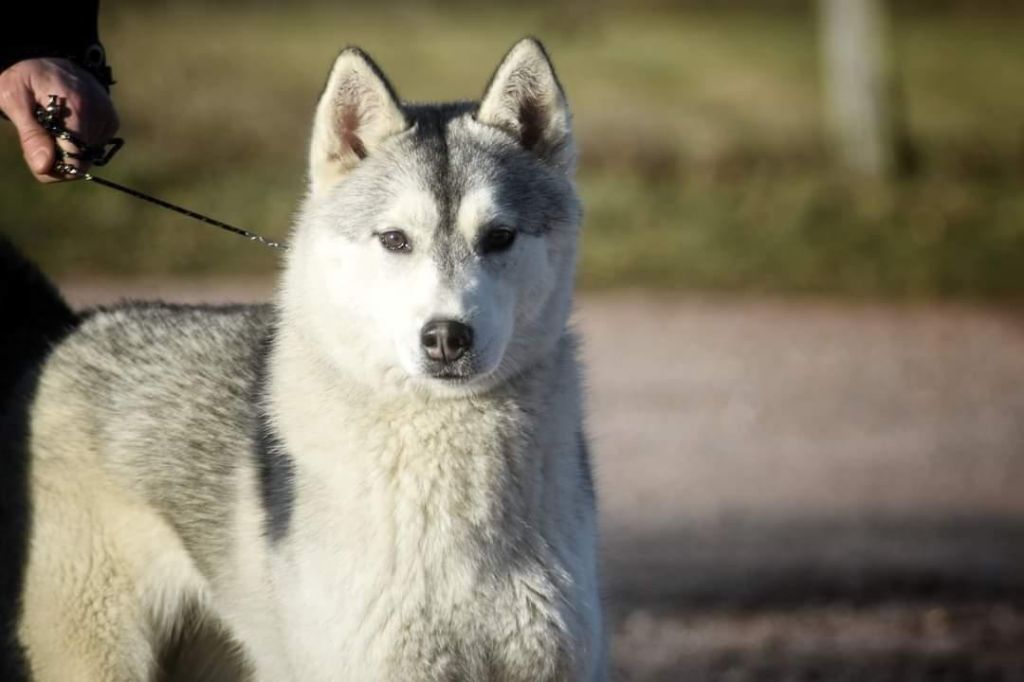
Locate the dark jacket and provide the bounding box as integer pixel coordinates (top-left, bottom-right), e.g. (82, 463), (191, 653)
(0, 0), (112, 89)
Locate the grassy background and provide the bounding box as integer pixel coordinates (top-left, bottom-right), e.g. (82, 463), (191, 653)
(1, 2), (1022, 297)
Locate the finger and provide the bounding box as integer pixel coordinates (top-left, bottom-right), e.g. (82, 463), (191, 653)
(60, 83), (118, 147)
(55, 136), (87, 176)
(54, 108), (105, 177)
(62, 104), (94, 145)
(1, 85), (57, 176)
(58, 91), (93, 144)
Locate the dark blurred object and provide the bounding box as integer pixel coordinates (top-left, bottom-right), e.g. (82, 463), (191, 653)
(0, 0), (113, 89)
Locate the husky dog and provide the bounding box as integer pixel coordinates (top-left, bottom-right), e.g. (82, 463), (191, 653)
(0, 38), (606, 681)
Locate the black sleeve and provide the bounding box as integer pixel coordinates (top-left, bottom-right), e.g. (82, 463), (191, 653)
(0, 0), (113, 89)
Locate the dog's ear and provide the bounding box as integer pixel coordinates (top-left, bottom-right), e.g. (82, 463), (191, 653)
(477, 38), (574, 173)
(308, 47), (407, 195)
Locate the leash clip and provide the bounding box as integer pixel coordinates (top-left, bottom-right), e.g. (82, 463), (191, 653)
(34, 94), (124, 173)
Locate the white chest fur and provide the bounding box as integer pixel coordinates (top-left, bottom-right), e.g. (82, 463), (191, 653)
(258, 336), (603, 681)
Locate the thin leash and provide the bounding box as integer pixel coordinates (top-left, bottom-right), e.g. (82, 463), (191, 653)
(29, 95), (285, 250)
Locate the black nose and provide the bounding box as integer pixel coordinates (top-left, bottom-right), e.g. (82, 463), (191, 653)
(421, 320), (474, 363)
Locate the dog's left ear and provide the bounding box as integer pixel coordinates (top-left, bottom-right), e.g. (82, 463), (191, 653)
(477, 38), (575, 173)
(308, 47), (408, 196)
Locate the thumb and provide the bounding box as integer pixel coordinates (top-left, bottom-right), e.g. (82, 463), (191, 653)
(19, 124), (55, 175)
(1, 85), (55, 176)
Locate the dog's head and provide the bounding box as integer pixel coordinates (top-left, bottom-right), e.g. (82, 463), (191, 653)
(282, 38), (580, 395)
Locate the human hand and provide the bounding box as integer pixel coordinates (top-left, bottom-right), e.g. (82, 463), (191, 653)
(0, 57), (119, 182)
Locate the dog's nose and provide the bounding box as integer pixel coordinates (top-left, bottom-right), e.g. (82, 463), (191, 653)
(421, 320), (474, 363)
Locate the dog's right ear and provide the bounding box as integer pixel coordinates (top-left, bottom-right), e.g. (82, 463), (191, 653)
(308, 48), (407, 196)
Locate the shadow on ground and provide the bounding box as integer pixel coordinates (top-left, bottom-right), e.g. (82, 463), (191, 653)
(605, 517), (1024, 681)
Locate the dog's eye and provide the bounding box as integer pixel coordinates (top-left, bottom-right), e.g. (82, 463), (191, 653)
(480, 228), (516, 255)
(379, 230), (411, 253)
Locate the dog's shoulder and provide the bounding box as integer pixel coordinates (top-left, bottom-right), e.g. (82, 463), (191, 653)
(32, 301), (276, 574)
(38, 298), (276, 455)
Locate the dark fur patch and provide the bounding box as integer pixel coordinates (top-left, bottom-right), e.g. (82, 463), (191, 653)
(251, 335), (296, 544)
(578, 430), (596, 503)
(405, 103), (471, 232)
(404, 103), (477, 281)
(155, 598), (253, 682)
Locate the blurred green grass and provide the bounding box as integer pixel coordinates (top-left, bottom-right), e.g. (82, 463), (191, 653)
(1, 3), (1022, 297)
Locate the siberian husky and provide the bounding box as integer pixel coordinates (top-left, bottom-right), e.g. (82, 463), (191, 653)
(0, 37), (606, 681)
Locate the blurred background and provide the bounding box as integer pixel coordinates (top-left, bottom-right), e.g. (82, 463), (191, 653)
(3, 0), (1024, 679)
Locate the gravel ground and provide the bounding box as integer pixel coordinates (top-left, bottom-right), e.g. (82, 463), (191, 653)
(63, 281), (1024, 680)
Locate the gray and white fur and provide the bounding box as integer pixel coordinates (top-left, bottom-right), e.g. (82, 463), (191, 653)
(1, 38), (606, 681)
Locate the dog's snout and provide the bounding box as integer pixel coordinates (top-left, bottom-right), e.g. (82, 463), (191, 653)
(421, 320), (474, 363)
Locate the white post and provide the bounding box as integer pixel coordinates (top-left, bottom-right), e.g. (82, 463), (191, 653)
(819, 0), (899, 178)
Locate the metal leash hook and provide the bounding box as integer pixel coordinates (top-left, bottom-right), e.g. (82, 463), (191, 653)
(32, 95), (285, 250)
(35, 94), (124, 174)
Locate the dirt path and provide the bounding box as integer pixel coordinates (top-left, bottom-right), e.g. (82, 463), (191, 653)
(62, 281), (1024, 679)
(575, 294), (1024, 587)
(573, 294), (1024, 680)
